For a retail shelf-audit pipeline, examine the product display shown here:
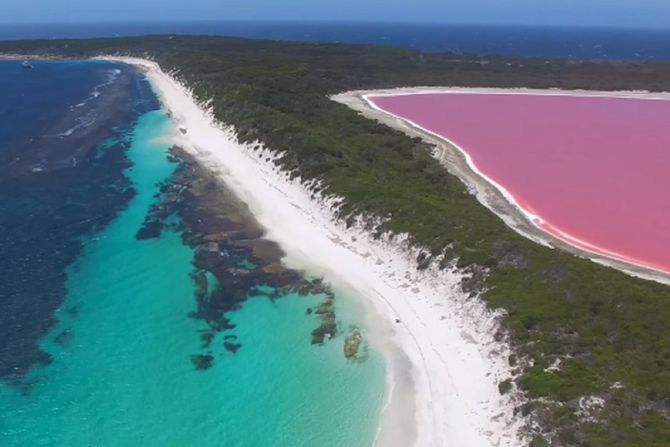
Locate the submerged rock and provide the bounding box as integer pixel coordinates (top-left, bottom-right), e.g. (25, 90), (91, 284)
(224, 341), (242, 354)
(191, 354), (214, 370)
(343, 328), (363, 359)
(202, 242), (220, 253)
(135, 218), (163, 240)
(311, 297), (337, 344)
(200, 331), (215, 349)
(203, 232), (228, 242)
(164, 146), (341, 360)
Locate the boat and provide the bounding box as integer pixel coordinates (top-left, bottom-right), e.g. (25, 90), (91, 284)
(22, 60), (33, 69)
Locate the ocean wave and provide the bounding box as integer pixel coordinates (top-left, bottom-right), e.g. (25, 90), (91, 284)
(61, 68), (120, 134)
(57, 111), (98, 137)
(71, 68), (121, 110)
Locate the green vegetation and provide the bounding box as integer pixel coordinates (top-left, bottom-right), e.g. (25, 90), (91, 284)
(3, 35), (670, 445)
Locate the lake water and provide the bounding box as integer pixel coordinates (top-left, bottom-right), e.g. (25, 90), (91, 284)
(369, 92), (670, 274)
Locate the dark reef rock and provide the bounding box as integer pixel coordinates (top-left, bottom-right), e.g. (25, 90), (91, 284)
(135, 218), (164, 240)
(343, 328), (363, 359)
(224, 341), (242, 354)
(311, 296), (337, 344)
(144, 146), (341, 370)
(191, 354), (214, 370)
(199, 331), (215, 349)
(54, 329), (73, 346)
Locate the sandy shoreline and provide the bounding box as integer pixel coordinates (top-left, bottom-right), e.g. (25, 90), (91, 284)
(333, 87), (670, 286)
(100, 57), (528, 446)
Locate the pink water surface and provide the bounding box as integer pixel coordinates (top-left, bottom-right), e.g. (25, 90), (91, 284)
(369, 92), (670, 274)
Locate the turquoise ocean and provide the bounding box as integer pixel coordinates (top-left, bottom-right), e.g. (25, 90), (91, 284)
(0, 61), (385, 446)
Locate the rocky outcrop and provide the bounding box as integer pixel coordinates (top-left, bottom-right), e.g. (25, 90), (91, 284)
(311, 295), (337, 344)
(343, 328), (363, 359)
(143, 146), (341, 370)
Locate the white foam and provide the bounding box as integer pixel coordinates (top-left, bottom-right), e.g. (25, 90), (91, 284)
(57, 111), (97, 138)
(71, 67), (120, 110)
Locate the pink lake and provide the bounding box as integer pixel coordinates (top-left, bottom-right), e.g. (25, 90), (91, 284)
(368, 92), (670, 274)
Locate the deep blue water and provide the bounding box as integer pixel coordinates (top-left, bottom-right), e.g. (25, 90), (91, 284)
(0, 60), (385, 445)
(0, 60), (154, 381)
(1, 21), (669, 60)
(0, 61), (107, 147)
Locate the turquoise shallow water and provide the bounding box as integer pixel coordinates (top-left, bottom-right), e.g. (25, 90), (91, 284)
(0, 109), (386, 445)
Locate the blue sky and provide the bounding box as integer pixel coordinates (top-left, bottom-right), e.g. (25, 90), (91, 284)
(3, 0), (669, 28)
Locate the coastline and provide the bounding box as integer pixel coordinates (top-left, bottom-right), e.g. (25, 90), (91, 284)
(332, 87), (670, 286)
(104, 57), (528, 446)
(0, 60), (386, 446)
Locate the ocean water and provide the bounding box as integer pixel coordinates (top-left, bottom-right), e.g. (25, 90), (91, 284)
(0, 61), (104, 146)
(0, 61), (385, 445)
(1, 21), (670, 60)
(0, 60), (145, 380)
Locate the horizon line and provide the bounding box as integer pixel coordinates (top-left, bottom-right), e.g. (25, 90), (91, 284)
(0, 19), (669, 31)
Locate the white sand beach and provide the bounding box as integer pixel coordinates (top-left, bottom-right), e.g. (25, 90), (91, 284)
(101, 57), (528, 447)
